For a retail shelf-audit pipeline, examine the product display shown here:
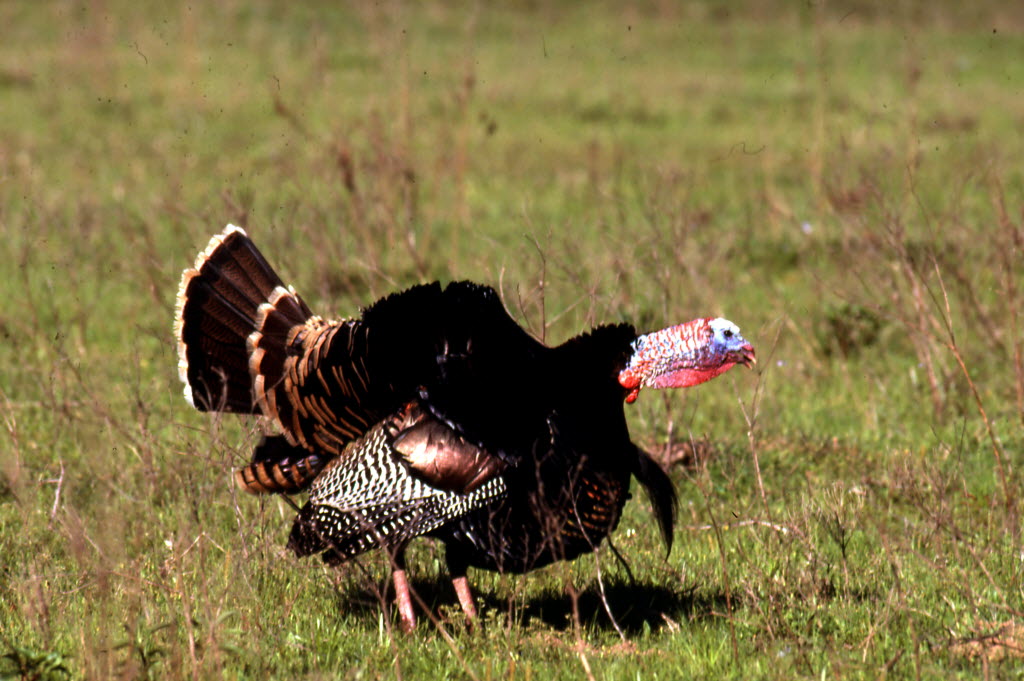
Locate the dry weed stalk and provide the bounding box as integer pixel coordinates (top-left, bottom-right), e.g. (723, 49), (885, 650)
(690, 467), (740, 663)
(989, 177), (1024, 423)
(852, 183), (1020, 539)
(929, 262), (1017, 535)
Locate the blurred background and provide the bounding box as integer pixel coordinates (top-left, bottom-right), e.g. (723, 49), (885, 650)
(1, 2), (1022, 678)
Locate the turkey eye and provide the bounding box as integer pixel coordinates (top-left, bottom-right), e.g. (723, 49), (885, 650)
(723, 329), (733, 338)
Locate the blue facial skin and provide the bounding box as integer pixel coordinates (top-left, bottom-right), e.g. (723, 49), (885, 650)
(708, 318), (756, 367)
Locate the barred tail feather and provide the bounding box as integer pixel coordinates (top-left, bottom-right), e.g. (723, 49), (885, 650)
(247, 286), (321, 428)
(236, 455), (326, 494)
(175, 224), (311, 412)
(235, 434), (327, 494)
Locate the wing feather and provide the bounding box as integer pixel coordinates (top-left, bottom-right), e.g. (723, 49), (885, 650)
(386, 402), (507, 493)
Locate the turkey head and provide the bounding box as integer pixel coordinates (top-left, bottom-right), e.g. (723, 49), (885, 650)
(617, 318), (756, 403)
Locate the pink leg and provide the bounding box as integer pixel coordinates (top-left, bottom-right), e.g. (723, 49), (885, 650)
(446, 553), (478, 624)
(392, 568), (416, 633)
(452, 575), (478, 622)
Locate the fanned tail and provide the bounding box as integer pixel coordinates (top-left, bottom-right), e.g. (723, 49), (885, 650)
(175, 224), (313, 412)
(177, 225), (348, 495)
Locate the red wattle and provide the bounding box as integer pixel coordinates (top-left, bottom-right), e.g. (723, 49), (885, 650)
(649, 362), (736, 389)
(618, 368), (642, 403)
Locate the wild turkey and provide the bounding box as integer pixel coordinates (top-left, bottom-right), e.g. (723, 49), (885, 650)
(175, 225), (756, 631)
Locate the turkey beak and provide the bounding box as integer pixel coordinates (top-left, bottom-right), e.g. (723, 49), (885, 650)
(733, 344), (756, 368)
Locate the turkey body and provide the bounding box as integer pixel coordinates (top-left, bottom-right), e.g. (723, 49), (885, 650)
(290, 317), (648, 575)
(175, 225), (753, 629)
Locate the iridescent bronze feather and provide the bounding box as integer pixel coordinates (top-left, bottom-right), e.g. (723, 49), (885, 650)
(386, 402), (506, 493)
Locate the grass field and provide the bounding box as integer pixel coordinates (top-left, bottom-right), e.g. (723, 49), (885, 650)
(2, 1), (1023, 679)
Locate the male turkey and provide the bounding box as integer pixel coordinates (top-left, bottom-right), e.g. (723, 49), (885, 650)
(175, 225), (755, 631)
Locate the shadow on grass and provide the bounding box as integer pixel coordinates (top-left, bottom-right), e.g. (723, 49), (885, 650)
(333, 575), (725, 635)
(514, 581), (725, 633)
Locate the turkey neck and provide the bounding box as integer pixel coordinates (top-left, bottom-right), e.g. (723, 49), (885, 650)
(540, 323), (639, 471)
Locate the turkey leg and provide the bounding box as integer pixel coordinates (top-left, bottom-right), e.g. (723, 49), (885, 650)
(391, 551), (416, 632)
(447, 552), (478, 623)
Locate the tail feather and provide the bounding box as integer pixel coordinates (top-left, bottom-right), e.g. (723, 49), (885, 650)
(198, 227), (293, 313)
(176, 225), (311, 413)
(258, 287), (313, 336)
(235, 434), (326, 494)
(633, 447), (678, 555)
(246, 286), (328, 437)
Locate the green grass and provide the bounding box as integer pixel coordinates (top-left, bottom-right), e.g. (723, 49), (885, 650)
(2, 1), (1024, 678)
